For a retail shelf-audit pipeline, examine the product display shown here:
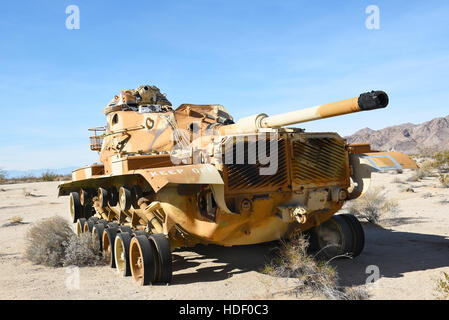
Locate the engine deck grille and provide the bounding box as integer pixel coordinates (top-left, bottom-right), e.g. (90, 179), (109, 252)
(292, 137), (348, 185)
(224, 138), (288, 193)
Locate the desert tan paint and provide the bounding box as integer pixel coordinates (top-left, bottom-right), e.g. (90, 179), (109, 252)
(261, 97), (360, 128)
(59, 85), (418, 251)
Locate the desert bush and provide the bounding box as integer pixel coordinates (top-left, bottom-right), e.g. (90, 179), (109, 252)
(0, 169), (6, 182)
(24, 216), (102, 267)
(435, 272), (449, 300)
(10, 216), (23, 224)
(392, 177), (405, 184)
(24, 216), (74, 267)
(41, 171), (59, 181)
(346, 187), (398, 224)
(432, 151), (449, 171)
(262, 233), (368, 300)
(62, 233), (103, 267)
(438, 173), (449, 188)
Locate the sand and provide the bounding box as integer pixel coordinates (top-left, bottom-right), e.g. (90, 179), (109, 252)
(0, 169), (448, 300)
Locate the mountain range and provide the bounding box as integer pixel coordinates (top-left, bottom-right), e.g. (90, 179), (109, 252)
(345, 115), (449, 154)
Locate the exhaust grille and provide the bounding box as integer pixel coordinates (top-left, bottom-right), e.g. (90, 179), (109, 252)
(292, 137), (347, 185)
(224, 138), (288, 192)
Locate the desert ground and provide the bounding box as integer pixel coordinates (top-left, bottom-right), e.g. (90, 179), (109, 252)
(0, 169), (448, 300)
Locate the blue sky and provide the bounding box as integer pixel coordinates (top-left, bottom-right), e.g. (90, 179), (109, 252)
(1, 0), (448, 170)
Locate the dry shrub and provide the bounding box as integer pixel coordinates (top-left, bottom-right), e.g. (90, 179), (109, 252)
(346, 187), (398, 224)
(262, 233), (368, 300)
(407, 169), (428, 182)
(24, 216), (73, 267)
(62, 232), (103, 267)
(438, 173), (449, 188)
(435, 272), (449, 300)
(24, 216), (102, 267)
(392, 177), (405, 184)
(432, 151), (449, 172)
(0, 169), (6, 182)
(10, 216), (23, 224)
(41, 171), (60, 182)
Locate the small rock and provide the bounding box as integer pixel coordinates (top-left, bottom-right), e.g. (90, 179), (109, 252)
(406, 188), (415, 193)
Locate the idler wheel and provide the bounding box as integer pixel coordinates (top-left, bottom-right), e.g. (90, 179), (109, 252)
(340, 214), (365, 257)
(102, 227), (118, 268)
(149, 234), (173, 284)
(312, 215), (353, 260)
(130, 235), (157, 285)
(114, 232), (132, 276)
(97, 187), (109, 208)
(69, 192), (82, 223)
(119, 186), (132, 211)
(76, 218), (87, 236)
(92, 223), (106, 252)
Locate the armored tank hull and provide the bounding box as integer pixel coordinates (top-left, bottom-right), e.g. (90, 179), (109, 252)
(58, 85), (417, 285)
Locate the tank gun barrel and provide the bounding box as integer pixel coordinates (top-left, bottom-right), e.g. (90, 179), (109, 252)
(225, 90), (388, 134)
(261, 90), (388, 128)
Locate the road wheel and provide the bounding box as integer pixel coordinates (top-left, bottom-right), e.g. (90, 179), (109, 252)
(76, 218), (86, 236)
(118, 226), (133, 234)
(97, 219), (108, 226)
(69, 192), (82, 223)
(119, 186), (132, 211)
(149, 234), (173, 284)
(130, 235), (157, 285)
(132, 230), (148, 237)
(102, 227), (118, 268)
(92, 223), (106, 252)
(131, 185), (143, 208)
(313, 215), (353, 260)
(108, 187), (119, 207)
(97, 187), (109, 208)
(340, 214), (365, 257)
(106, 222), (119, 229)
(115, 232), (132, 276)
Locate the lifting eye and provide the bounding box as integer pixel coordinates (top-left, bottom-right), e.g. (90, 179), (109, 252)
(112, 114), (119, 125)
(146, 118), (155, 129)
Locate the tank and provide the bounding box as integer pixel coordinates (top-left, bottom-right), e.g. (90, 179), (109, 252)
(58, 85), (417, 285)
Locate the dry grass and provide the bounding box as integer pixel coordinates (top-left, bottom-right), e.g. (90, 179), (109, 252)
(40, 171), (59, 182)
(392, 177), (405, 184)
(24, 216), (103, 267)
(262, 233), (369, 300)
(438, 173), (449, 188)
(10, 216), (23, 224)
(62, 232), (103, 267)
(0, 169), (6, 183)
(435, 272), (449, 300)
(0, 172), (71, 185)
(409, 151), (449, 187)
(346, 187), (399, 224)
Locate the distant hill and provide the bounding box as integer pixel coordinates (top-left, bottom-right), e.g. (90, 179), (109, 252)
(5, 167), (77, 179)
(345, 115), (449, 154)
